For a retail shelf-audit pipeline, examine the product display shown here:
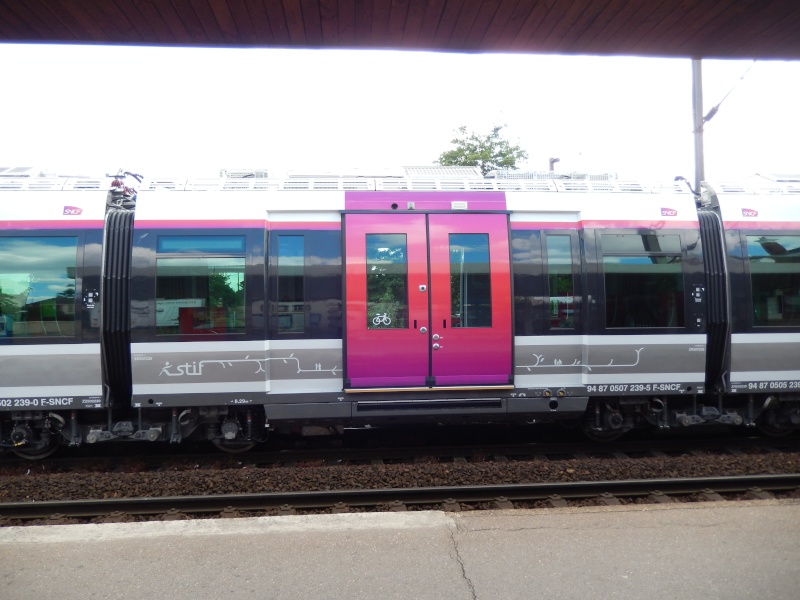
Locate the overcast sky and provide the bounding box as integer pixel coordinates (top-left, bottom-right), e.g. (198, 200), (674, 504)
(0, 44), (797, 182)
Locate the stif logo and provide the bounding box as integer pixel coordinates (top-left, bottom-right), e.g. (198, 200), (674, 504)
(742, 208), (759, 217)
(63, 206), (83, 216)
(661, 208), (678, 217)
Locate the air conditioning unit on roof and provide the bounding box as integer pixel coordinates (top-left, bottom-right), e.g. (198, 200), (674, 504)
(219, 168), (269, 178)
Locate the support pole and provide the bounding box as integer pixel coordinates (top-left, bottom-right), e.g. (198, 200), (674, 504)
(692, 59), (705, 193)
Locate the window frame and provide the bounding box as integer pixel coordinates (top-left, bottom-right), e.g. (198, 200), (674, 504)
(599, 231), (687, 331)
(742, 231), (800, 330)
(267, 229), (343, 340)
(149, 233), (250, 338)
(0, 230), (90, 343)
(511, 228), (582, 336)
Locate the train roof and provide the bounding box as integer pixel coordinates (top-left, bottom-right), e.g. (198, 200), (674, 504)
(1, 175), (799, 231)
(0, 187), (109, 230)
(714, 186), (800, 230)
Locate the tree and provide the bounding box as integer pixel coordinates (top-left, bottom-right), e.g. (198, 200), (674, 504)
(437, 125), (528, 176)
(208, 272), (243, 309)
(0, 285), (17, 317)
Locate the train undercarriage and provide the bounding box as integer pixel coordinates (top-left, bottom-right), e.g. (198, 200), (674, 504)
(2, 393), (798, 459)
(582, 393), (800, 441)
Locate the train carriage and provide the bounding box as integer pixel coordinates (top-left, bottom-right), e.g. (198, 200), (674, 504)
(1, 170), (799, 455)
(0, 179), (110, 455)
(715, 185), (800, 433)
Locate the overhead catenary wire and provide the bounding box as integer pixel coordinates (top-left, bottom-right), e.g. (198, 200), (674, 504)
(695, 61), (757, 132)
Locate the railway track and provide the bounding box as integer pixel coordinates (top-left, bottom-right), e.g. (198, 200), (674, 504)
(246, 433), (799, 467)
(2, 431), (797, 474)
(2, 474), (799, 524)
(2, 431), (798, 525)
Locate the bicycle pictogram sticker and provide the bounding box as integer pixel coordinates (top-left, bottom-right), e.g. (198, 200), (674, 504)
(372, 313), (392, 326)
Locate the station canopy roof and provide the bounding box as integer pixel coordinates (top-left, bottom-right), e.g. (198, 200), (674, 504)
(2, 1), (800, 59)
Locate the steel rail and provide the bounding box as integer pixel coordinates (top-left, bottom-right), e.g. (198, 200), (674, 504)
(2, 474), (799, 521)
(3, 432), (795, 471)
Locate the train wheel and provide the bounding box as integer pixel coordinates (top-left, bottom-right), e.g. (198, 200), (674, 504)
(756, 407), (795, 437)
(756, 420), (795, 438)
(211, 438), (256, 454)
(12, 442), (59, 460)
(581, 424), (626, 442)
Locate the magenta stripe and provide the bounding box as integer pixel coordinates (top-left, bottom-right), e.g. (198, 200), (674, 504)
(511, 221), (579, 230)
(134, 220), (341, 230)
(511, 220), (699, 230)
(435, 374), (509, 386)
(0, 220), (105, 230)
(269, 222), (341, 230)
(345, 190), (507, 211)
(134, 220), (266, 229)
(723, 221), (800, 230)
(348, 376), (427, 388)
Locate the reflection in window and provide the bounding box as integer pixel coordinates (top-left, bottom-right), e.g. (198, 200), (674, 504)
(603, 234), (684, 328)
(546, 235), (575, 329)
(157, 235), (246, 254)
(156, 235), (245, 335)
(0, 236), (78, 337)
(268, 231), (342, 338)
(511, 231), (540, 335)
(277, 236), (305, 333)
(747, 235), (800, 326)
(367, 234), (408, 329)
(450, 233), (491, 328)
(602, 233), (682, 254)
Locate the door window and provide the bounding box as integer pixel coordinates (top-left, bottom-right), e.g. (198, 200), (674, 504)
(366, 234), (408, 329)
(449, 233), (491, 328)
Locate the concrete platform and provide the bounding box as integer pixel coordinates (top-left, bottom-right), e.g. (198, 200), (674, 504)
(2, 500), (799, 599)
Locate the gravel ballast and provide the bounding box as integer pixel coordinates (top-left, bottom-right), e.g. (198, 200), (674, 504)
(1, 452), (797, 503)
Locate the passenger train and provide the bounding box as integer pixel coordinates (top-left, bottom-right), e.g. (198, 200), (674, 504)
(1, 167), (799, 457)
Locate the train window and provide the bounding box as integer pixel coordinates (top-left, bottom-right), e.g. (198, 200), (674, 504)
(602, 234), (684, 329)
(155, 234), (246, 335)
(602, 234), (682, 254)
(0, 236), (78, 337)
(157, 236), (246, 254)
(366, 234), (408, 329)
(268, 231), (342, 338)
(450, 233), (491, 328)
(747, 235), (800, 326)
(511, 231), (542, 335)
(545, 235), (575, 329)
(277, 236), (305, 333)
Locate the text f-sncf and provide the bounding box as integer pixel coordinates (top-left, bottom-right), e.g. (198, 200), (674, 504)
(63, 206), (83, 215)
(661, 208), (678, 216)
(742, 208), (759, 217)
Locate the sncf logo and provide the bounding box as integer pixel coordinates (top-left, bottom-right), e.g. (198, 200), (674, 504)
(742, 208), (759, 217)
(661, 208), (678, 217)
(63, 206), (83, 216)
